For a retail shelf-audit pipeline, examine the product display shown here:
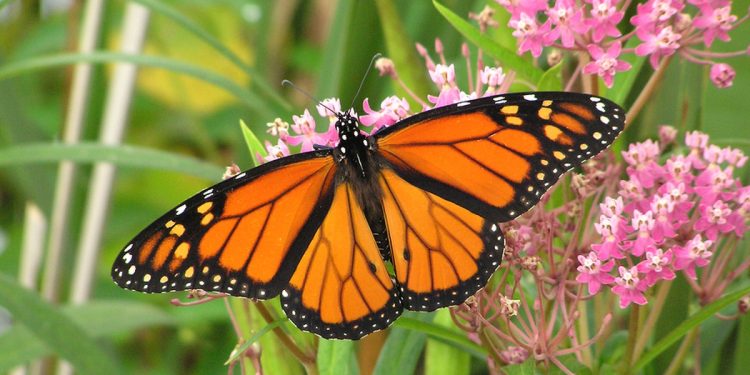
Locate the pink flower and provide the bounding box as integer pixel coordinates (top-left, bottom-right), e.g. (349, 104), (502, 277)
(630, 0), (684, 29)
(360, 96), (410, 131)
(480, 66), (506, 95)
(622, 139), (663, 188)
(694, 200), (739, 240)
(600, 196), (625, 217)
(673, 235), (713, 279)
(583, 42), (631, 87)
(427, 87), (461, 108)
(693, 5), (737, 46)
(635, 26), (682, 68)
(637, 249), (676, 286)
(284, 109), (330, 152)
(261, 139), (290, 163)
(694, 166), (734, 204)
(724, 147), (748, 168)
(586, 0), (624, 42)
(710, 63), (736, 88)
(576, 251), (616, 294)
(612, 266), (648, 308)
(429, 64), (456, 87)
(664, 155), (694, 184)
(266, 118), (289, 137)
(509, 12), (552, 57)
(592, 215), (626, 259)
(545, 0), (588, 47)
(626, 210), (657, 256)
(659, 125), (678, 146)
(316, 98), (342, 118)
(498, 346), (529, 365)
(650, 195), (678, 242)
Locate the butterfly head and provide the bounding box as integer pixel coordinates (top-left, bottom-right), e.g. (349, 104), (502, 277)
(334, 111), (371, 178)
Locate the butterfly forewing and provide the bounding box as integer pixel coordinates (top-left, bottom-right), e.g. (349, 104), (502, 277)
(375, 92), (625, 222)
(111, 152), (337, 300)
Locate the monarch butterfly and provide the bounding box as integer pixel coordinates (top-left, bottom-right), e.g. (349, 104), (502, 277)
(112, 91), (624, 339)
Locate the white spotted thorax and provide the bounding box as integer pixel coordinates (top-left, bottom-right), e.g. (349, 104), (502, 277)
(334, 111), (371, 179)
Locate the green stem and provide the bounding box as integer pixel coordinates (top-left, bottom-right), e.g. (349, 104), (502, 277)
(663, 328), (699, 375)
(254, 302), (317, 373)
(633, 280), (673, 359)
(625, 55), (673, 125)
(622, 305), (641, 375)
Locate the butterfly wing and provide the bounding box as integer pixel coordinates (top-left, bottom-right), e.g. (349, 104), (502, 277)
(280, 182), (403, 339)
(373, 92), (624, 308)
(378, 168), (503, 310)
(111, 151), (337, 300)
(374, 92), (625, 222)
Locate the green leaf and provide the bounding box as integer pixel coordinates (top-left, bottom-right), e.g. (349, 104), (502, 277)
(373, 312), (431, 375)
(734, 313), (750, 375)
(129, 0), (291, 116)
(240, 119), (267, 167)
(0, 142), (223, 180)
(504, 359), (536, 375)
(317, 340), (359, 375)
(424, 309), (471, 375)
(0, 52), (275, 119)
(433, 0), (542, 83)
(394, 316), (487, 359)
(0, 300), (174, 372)
(0, 274), (122, 375)
(537, 62), (563, 91)
(634, 284), (750, 371)
(374, 0), (432, 106)
(224, 318), (288, 365)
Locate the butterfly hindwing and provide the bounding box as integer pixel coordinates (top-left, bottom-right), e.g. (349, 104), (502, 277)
(378, 168), (503, 311)
(375, 92), (625, 222)
(111, 151), (337, 300)
(280, 182), (403, 339)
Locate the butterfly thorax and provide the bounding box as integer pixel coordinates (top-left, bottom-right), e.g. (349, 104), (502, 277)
(334, 112), (374, 180)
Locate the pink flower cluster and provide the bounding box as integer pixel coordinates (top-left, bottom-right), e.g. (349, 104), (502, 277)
(577, 128), (749, 308)
(495, 0), (748, 88)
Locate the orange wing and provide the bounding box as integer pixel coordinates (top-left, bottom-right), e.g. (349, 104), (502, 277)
(375, 93), (624, 222)
(378, 168), (503, 310)
(111, 152), (337, 300)
(280, 182), (402, 339)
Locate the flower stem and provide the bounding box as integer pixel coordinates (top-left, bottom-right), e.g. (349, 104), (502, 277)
(664, 328), (699, 375)
(625, 55), (673, 125)
(633, 280), (673, 359)
(254, 302), (317, 372)
(622, 304), (641, 374)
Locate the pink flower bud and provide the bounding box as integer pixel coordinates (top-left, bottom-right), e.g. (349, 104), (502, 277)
(659, 125), (678, 146)
(710, 63), (735, 88)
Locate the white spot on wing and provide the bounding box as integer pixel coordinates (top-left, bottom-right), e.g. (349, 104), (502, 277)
(234, 172), (246, 180)
(523, 94), (537, 101)
(456, 101), (470, 107)
(175, 204), (186, 215)
(595, 102), (606, 112)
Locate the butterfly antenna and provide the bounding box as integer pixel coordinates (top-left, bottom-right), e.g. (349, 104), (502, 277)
(349, 53), (382, 110)
(281, 79), (337, 115)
